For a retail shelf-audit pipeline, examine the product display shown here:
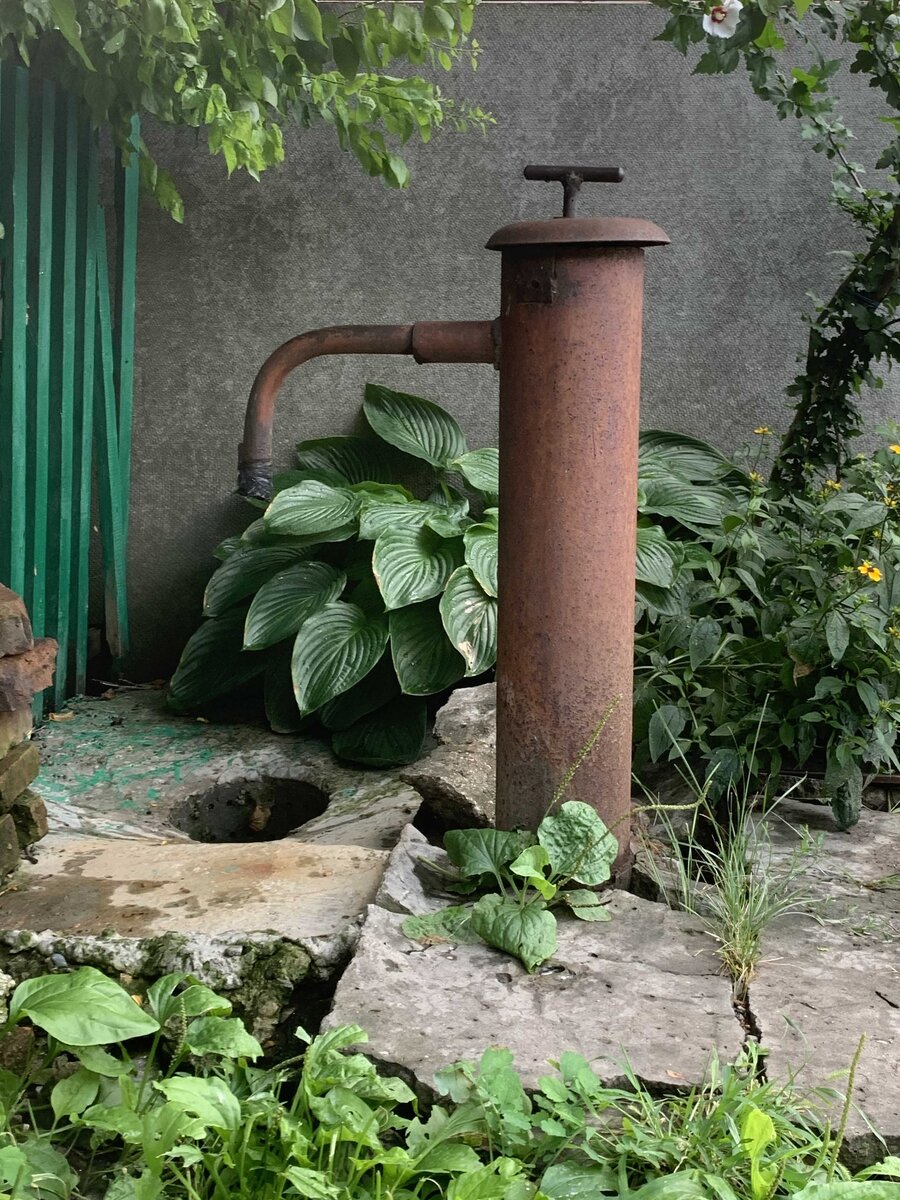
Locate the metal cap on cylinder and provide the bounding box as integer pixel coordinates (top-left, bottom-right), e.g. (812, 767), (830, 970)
(486, 216), (670, 250)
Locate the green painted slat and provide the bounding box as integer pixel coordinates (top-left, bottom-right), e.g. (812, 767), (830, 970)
(74, 130), (99, 693)
(29, 80), (56, 645)
(2, 69), (29, 599)
(0, 64), (10, 592)
(52, 95), (81, 708)
(94, 207), (130, 663)
(114, 115), (139, 542)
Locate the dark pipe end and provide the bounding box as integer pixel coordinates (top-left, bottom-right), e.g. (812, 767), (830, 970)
(237, 457), (274, 503)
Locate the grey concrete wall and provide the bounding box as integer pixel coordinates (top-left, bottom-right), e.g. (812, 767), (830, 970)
(126, 1), (894, 678)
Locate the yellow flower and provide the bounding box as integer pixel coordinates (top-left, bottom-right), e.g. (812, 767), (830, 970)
(749, 470), (763, 484)
(824, 479), (841, 492)
(887, 499), (897, 509)
(890, 444), (900, 455)
(888, 626), (900, 639)
(859, 560), (883, 582)
(873, 530), (883, 540)
(859, 561), (874, 574)
(868, 567), (883, 582)
(753, 426), (773, 436)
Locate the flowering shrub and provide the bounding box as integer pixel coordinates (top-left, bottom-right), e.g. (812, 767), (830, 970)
(634, 428), (900, 828)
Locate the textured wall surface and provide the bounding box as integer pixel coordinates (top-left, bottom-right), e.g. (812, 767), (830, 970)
(127, 2), (893, 677)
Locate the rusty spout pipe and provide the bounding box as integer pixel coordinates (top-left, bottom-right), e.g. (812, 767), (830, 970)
(238, 321), (497, 500)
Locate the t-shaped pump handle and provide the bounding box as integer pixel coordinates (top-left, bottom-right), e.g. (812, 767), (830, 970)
(523, 164), (624, 218)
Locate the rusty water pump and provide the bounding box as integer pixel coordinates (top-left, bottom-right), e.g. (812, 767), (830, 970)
(238, 166), (669, 874)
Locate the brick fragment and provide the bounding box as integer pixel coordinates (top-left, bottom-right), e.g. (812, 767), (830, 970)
(0, 639), (57, 712)
(0, 742), (40, 809)
(11, 789), (48, 845)
(0, 587), (33, 658)
(0, 709), (32, 760)
(0, 814), (19, 878)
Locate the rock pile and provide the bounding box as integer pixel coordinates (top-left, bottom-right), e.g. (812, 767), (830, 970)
(0, 587), (56, 876)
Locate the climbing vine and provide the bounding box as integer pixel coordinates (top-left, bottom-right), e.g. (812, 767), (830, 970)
(0, 0), (487, 219)
(651, 0), (900, 487)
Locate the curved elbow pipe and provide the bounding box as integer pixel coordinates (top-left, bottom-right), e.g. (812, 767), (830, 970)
(238, 320), (498, 500)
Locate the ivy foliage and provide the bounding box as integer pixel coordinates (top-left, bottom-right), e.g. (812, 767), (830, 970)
(651, 0), (900, 486)
(1, 0), (488, 219)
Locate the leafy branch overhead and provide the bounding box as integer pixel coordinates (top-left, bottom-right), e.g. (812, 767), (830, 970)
(652, 0), (900, 485)
(0, 0), (488, 218)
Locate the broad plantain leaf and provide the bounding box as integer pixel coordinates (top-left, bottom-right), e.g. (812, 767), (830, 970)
(444, 828), (535, 880)
(291, 602), (388, 713)
(364, 384), (467, 467)
(294, 435), (414, 486)
(537, 801), (617, 886)
(635, 525), (679, 588)
(203, 545), (312, 617)
(11, 967), (160, 1045)
(469, 894), (557, 973)
(540, 1163), (618, 1200)
(453, 447), (499, 494)
(390, 601), (467, 694)
(463, 523), (498, 597)
(264, 480), (360, 537)
(168, 609), (266, 710)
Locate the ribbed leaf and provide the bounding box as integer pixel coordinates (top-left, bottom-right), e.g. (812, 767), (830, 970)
(390, 601), (466, 694)
(291, 602), (388, 714)
(203, 546), (312, 617)
(364, 384), (467, 467)
(294, 436), (413, 486)
(440, 567), (498, 676)
(319, 653), (400, 731)
(331, 696), (427, 766)
(635, 525), (678, 588)
(639, 430), (733, 481)
(265, 480), (361, 536)
(463, 523), (498, 597)
(373, 526), (464, 610)
(264, 651), (305, 733)
(639, 478), (732, 528)
(453, 448), (499, 494)
(359, 499), (451, 541)
(169, 610), (266, 710)
(244, 562), (346, 650)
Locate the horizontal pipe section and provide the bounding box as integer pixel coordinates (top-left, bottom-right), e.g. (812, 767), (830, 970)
(238, 320), (496, 500)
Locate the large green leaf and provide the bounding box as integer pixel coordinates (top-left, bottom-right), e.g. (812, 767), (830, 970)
(635, 525), (679, 588)
(319, 653), (400, 730)
(373, 526), (464, 609)
(264, 651), (305, 733)
(265, 480), (361, 537)
(155, 1077), (242, 1132)
(390, 601), (466, 694)
(470, 894), (557, 973)
(444, 828), (535, 880)
(539, 1163), (618, 1199)
(453, 447), (499, 494)
(291, 602), (388, 714)
(639, 478), (733, 528)
(639, 430), (734, 481)
(464, 522), (498, 596)
(364, 383), (467, 467)
(440, 567), (497, 675)
(203, 545), (312, 616)
(294, 435), (414, 486)
(402, 906), (481, 945)
(537, 801), (617, 886)
(244, 562), (346, 649)
(168, 610), (266, 710)
(360, 498), (462, 541)
(331, 696), (427, 766)
(11, 968), (160, 1046)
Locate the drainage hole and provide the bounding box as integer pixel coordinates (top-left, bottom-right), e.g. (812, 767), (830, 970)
(169, 777), (329, 843)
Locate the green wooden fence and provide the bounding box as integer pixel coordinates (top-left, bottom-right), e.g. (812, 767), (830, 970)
(0, 63), (138, 710)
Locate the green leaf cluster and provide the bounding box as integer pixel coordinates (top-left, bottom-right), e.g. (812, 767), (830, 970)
(169, 384), (499, 766)
(0, 0), (489, 218)
(0, 966), (895, 1198)
(634, 427), (900, 829)
(651, 0), (900, 486)
(403, 800), (617, 972)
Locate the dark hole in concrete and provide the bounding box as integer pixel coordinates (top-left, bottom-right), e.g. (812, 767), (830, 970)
(169, 777), (330, 843)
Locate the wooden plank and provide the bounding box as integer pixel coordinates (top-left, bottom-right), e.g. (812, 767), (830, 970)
(114, 115), (140, 542)
(29, 80), (56, 646)
(2, 69), (30, 600)
(74, 128), (99, 693)
(94, 207), (130, 663)
(51, 95), (80, 707)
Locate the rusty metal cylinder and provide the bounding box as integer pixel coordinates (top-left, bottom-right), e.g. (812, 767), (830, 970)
(487, 218), (668, 874)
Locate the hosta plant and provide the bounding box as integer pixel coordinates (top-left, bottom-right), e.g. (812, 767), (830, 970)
(169, 383), (742, 767)
(169, 383), (500, 765)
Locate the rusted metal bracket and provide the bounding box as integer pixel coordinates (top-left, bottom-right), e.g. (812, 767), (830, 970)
(523, 164), (624, 217)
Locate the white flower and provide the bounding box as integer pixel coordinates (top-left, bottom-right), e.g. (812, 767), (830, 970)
(703, 0), (743, 38)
